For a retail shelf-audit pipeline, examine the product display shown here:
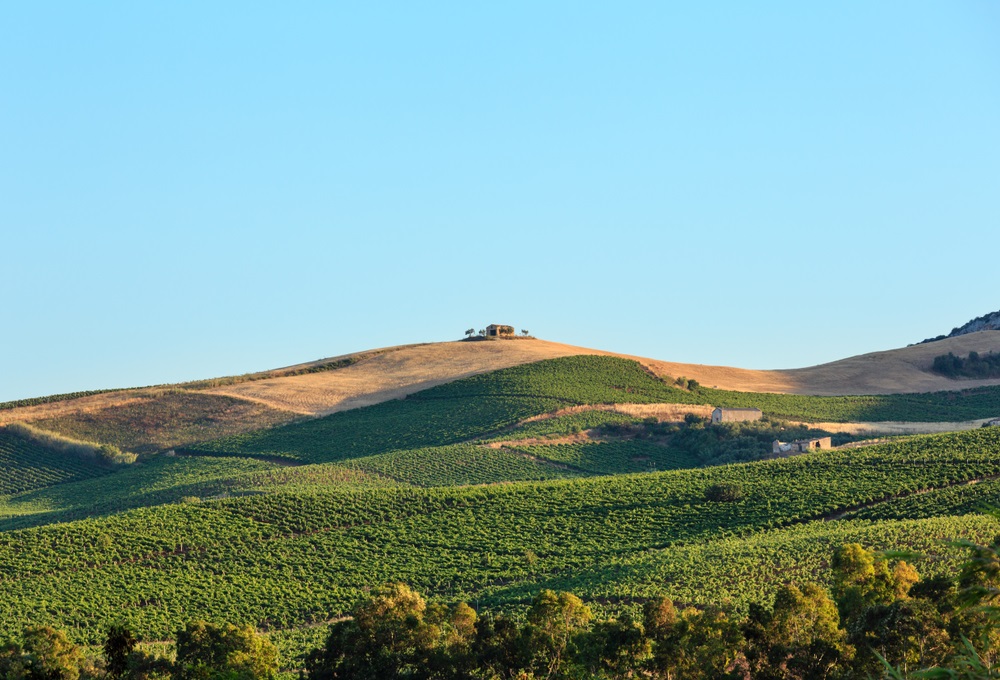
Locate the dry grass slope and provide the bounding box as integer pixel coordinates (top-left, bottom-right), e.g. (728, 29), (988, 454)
(4, 333), (999, 442)
(26, 392), (299, 454)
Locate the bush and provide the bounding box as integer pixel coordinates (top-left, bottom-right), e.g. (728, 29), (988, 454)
(704, 483), (745, 503)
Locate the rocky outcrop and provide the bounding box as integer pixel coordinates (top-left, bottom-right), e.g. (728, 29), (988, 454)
(920, 310), (1000, 344)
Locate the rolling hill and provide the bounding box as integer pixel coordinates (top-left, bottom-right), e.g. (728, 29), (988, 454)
(3, 332), (1000, 674)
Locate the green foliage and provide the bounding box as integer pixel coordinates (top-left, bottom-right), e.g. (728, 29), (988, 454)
(190, 357), (1000, 472)
(3, 428), (1000, 645)
(0, 626), (87, 680)
(188, 393), (567, 464)
(104, 624), (138, 679)
(934, 351), (1000, 379)
(341, 444), (584, 486)
(5, 422), (136, 466)
(704, 482), (745, 503)
(479, 409), (638, 443)
(174, 621), (278, 680)
(9, 354), (1000, 673)
(512, 440), (700, 475)
(0, 455), (281, 529)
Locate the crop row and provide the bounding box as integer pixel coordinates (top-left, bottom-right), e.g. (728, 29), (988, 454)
(341, 444), (583, 487)
(511, 440), (701, 475)
(0, 430), (112, 496)
(2, 428), (1000, 642)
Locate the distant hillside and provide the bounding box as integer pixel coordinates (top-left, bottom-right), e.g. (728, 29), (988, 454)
(920, 309), (1000, 344)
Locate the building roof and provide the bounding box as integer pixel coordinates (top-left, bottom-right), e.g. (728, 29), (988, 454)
(714, 407), (762, 413)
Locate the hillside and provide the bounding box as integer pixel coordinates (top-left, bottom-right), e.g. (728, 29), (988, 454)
(3, 349), (1000, 675)
(199, 331), (1000, 403)
(7, 334), (1000, 433)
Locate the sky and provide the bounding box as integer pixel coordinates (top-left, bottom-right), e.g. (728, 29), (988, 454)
(2, 2), (999, 402)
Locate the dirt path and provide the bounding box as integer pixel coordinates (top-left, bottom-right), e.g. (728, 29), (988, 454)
(793, 419), (993, 436)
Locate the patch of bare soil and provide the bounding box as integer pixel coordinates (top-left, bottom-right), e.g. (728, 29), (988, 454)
(484, 432), (597, 448)
(517, 402), (715, 425)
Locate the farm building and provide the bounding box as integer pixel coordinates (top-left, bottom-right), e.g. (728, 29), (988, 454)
(711, 407), (763, 424)
(772, 436), (833, 455)
(486, 324), (515, 337)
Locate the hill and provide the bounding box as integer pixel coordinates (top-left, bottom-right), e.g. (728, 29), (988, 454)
(6, 336), (1000, 459)
(191, 331), (1000, 403)
(3, 348), (1000, 673)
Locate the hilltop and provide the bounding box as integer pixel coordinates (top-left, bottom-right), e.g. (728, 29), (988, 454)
(920, 308), (1000, 344)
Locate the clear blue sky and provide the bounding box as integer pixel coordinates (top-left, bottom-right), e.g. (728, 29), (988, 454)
(2, 2), (999, 402)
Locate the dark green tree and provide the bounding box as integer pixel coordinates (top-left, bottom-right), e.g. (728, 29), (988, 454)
(174, 621), (277, 680)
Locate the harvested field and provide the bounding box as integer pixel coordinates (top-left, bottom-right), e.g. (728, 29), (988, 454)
(28, 391), (298, 454)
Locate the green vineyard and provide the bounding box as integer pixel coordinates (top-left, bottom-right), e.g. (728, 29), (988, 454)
(0, 429), (113, 496)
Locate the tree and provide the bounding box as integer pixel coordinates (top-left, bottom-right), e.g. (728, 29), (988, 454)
(20, 626), (85, 680)
(305, 583), (445, 680)
(743, 584), (852, 680)
(525, 590), (593, 678)
(583, 616), (649, 680)
(105, 625), (138, 679)
(832, 544), (916, 622)
(464, 328), (475, 339)
(174, 622), (278, 680)
(851, 599), (950, 676)
(470, 613), (530, 679)
(647, 605), (743, 679)
(521, 329), (530, 337)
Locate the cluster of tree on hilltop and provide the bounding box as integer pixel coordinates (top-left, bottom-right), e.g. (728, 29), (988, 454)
(6, 538), (1000, 680)
(932, 351), (1000, 380)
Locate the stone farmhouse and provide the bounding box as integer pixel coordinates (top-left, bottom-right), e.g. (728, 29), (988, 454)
(711, 407), (763, 424)
(772, 436), (833, 456)
(486, 324), (515, 337)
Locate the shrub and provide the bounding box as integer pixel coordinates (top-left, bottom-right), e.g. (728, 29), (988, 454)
(704, 483), (745, 503)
